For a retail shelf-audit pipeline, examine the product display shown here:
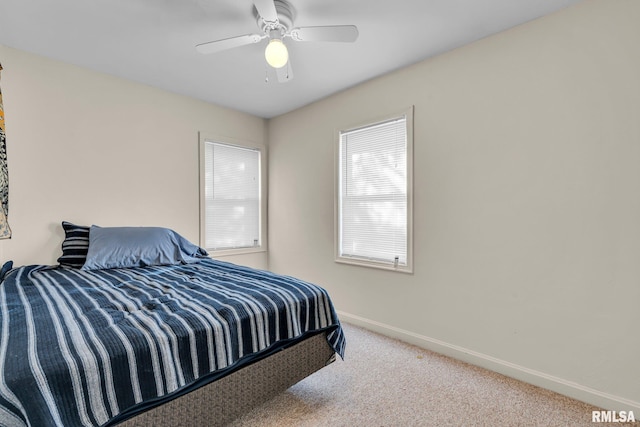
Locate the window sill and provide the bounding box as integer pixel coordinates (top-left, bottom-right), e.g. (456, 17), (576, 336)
(335, 257), (413, 274)
(209, 247), (267, 258)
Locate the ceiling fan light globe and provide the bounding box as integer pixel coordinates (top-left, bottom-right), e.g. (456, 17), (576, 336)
(265, 39), (288, 68)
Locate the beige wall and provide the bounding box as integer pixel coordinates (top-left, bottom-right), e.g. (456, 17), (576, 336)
(0, 44), (267, 269)
(268, 0), (639, 411)
(1, 0), (638, 413)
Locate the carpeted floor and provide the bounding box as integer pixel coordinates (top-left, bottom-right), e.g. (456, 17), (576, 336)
(228, 322), (626, 427)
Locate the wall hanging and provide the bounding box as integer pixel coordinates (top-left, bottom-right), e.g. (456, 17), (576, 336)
(0, 62), (12, 239)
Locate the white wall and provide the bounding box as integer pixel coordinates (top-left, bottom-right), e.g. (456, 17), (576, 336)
(0, 44), (267, 269)
(268, 0), (639, 411)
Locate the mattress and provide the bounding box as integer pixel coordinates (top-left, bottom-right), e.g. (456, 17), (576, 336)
(0, 258), (345, 427)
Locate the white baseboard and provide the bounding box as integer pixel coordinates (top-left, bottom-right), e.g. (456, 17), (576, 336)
(337, 310), (640, 413)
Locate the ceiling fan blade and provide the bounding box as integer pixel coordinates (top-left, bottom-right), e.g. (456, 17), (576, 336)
(276, 61), (293, 83)
(289, 25), (359, 43)
(254, 0), (279, 24)
(196, 34), (264, 55)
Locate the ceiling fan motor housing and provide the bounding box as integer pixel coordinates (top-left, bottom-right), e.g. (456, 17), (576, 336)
(256, 0), (294, 36)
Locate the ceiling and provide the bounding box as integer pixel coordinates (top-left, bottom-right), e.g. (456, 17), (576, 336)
(0, 0), (581, 119)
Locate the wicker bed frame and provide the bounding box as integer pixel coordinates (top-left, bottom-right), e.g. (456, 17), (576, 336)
(117, 331), (336, 426)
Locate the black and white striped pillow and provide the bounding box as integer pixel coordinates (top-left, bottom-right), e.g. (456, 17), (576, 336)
(57, 221), (90, 268)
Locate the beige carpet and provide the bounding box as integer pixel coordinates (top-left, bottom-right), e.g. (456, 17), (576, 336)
(228, 322), (625, 427)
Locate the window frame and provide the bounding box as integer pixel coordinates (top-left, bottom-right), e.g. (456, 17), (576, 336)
(199, 132), (267, 257)
(334, 107), (414, 273)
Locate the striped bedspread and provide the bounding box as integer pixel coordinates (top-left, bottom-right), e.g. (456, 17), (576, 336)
(0, 259), (345, 427)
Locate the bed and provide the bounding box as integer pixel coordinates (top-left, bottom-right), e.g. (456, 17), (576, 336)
(0, 223), (345, 427)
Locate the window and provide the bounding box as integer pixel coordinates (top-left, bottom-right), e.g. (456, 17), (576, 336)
(199, 134), (266, 255)
(336, 107), (413, 272)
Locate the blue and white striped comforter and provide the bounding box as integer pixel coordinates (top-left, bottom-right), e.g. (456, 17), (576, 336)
(0, 258), (345, 427)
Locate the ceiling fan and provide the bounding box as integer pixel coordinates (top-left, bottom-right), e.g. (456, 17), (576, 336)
(196, 0), (359, 83)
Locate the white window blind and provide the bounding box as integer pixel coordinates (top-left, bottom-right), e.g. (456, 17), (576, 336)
(203, 141), (261, 251)
(338, 115), (409, 267)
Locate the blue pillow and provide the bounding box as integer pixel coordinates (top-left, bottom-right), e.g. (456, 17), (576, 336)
(82, 226), (208, 270)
